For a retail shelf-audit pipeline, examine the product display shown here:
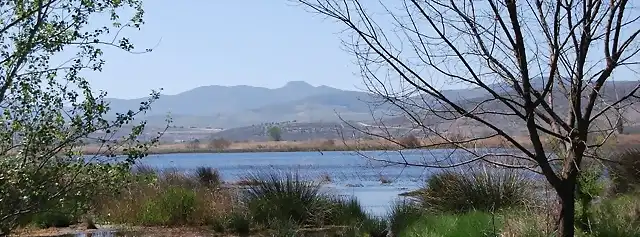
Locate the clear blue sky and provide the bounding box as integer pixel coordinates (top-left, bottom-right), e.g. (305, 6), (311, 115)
(89, 1), (359, 99)
(86, 1), (638, 99)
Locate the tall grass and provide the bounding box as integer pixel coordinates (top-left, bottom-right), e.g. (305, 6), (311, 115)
(401, 211), (502, 237)
(606, 148), (640, 194)
(388, 200), (425, 236)
(95, 167), (233, 227)
(194, 166), (222, 187)
(583, 194), (640, 237)
(242, 170), (328, 228)
(416, 167), (533, 213)
(241, 170), (389, 236)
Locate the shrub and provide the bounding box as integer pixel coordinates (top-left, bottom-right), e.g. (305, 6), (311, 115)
(29, 210), (77, 228)
(322, 139), (336, 147)
(138, 186), (197, 226)
(267, 126), (282, 141)
(242, 170), (328, 228)
(417, 167), (533, 213)
(209, 138), (232, 150)
(186, 139), (201, 150)
(194, 166), (221, 187)
(97, 167), (236, 227)
(606, 148), (640, 194)
(227, 211), (252, 236)
(576, 165), (605, 229)
(158, 169), (199, 189)
(398, 135), (421, 149)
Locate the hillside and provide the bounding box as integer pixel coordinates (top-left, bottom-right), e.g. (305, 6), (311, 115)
(105, 81), (381, 128)
(103, 80), (640, 142)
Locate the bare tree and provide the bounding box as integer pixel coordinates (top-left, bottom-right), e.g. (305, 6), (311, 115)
(296, 1), (640, 236)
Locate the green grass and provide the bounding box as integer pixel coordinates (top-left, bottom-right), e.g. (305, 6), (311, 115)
(95, 167), (234, 227)
(138, 186), (197, 226)
(400, 211), (502, 237)
(17, 165), (640, 237)
(582, 194), (640, 237)
(388, 200), (425, 236)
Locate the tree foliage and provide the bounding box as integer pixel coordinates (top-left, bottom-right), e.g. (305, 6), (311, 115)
(0, 0), (165, 234)
(268, 126), (282, 141)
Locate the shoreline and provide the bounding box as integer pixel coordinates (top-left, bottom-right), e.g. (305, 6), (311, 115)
(80, 136), (526, 156)
(81, 141), (516, 156)
(78, 133), (640, 156)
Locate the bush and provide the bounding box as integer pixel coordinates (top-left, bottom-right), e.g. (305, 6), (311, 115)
(606, 148), (640, 194)
(97, 169), (235, 227)
(398, 135), (421, 149)
(209, 138), (232, 150)
(226, 211), (252, 236)
(322, 139), (336, 147)
(194, 166), (221, 187)
(29, 210), (77, 228)
(417, 167), (533, 213)
(242, 170), (328, 228)
(138, 186), (197, 226)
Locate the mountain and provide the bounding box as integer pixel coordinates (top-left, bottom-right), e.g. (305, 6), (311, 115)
(104, 79), (640, 141)
(105, 81), (383, 128)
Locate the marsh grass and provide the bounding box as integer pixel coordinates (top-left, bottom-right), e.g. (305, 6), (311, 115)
(401, 211), (502, 237)
(95, 167), (233, 227)
(584, 194), (640, 237)
(388, 200), (425, 236)
(19, 164), (640, 237)
(242, 170), (328, 228)
(194, 166), (222, 187)
(417, 167), (534, 213)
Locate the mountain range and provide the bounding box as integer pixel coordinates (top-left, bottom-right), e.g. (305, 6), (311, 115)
(104, 80), (640, 141)
(105, 81), (381, 128)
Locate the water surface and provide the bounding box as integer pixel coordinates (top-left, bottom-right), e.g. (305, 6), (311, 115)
(132, 149), (497, 216)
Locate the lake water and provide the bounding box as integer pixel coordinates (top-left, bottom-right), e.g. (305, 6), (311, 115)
(130, 148), (513, 216)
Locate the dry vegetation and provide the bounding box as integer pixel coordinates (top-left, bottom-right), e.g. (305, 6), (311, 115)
(80, 135), (529, 155)
(77, 133), (640, 156)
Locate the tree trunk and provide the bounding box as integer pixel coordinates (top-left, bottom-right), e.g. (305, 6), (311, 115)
(557, 182), (576, 237)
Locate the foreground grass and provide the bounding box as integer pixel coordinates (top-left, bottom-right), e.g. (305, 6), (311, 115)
(14, 161), (640, 237)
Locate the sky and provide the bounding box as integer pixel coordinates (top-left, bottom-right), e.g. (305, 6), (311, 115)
(84, 1), (640, 100)
(88, 1), (360, 99)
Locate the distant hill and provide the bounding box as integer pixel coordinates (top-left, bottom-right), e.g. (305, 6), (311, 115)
(105, 81), (381, 128)
(104, 79), (640, 141)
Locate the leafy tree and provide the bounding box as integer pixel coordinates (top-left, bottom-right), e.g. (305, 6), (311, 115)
(297, 1), (640, 236)
(268, 126), (282, 141)
(0, 0), (165, 234)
